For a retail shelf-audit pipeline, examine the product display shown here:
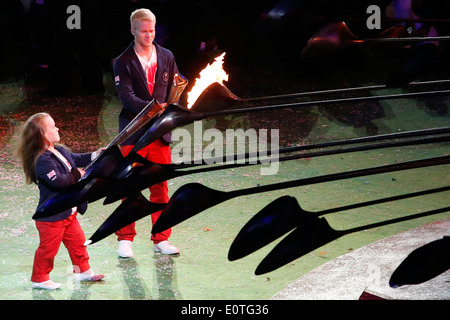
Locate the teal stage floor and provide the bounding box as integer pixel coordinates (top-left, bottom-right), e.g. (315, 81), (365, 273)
(0, 70), (449, 300)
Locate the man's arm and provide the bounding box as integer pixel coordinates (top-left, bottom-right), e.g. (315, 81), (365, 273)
(113, 58), (151, 116)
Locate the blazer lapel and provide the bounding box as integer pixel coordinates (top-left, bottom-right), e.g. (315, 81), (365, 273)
(127, 42), (149, 93)
(154, 43), (162, 90)
(59, 147), (76, 169)
(51, 147), (73, 172)
(132, 59), (148, 89)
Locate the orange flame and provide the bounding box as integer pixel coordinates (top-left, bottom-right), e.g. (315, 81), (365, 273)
(187, 52), (228, 109)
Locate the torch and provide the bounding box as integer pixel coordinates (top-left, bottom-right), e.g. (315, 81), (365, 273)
(167, 73), (189, 105)
(83, 73), (188, 173)
(103, 73), (188, 150)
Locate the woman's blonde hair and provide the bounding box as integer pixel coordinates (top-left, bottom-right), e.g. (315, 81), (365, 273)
(130, 8), (156, 30)
(15, 112), (50, 185)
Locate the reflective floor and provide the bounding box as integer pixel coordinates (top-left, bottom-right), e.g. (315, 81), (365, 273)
(0, 71), (449, 300)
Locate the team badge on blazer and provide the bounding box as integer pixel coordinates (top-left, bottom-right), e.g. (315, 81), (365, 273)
(163, 72), (169, 82)
(46, 170), (57, 181)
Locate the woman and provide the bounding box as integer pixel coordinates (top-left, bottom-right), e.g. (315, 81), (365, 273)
(16, 112), (104, 290)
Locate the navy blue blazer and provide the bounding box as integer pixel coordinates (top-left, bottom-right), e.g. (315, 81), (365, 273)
(113, 41), (179, 145)
(35, 146), (92, 222)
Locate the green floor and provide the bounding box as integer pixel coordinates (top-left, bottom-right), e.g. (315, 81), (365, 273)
(0, 74), (449, 300)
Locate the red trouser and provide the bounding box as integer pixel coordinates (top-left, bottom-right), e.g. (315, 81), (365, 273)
(115, 139), (172, 244)
(32, 213), (90, 282)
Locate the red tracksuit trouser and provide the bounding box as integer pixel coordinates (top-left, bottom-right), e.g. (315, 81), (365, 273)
(32, 213), (90, 283)
(115, 139), (172, 244)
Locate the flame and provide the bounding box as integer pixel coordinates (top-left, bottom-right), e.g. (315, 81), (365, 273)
(187, 52), (228, 108)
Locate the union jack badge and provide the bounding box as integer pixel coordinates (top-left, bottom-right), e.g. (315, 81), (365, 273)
(46, 170), (57, 180)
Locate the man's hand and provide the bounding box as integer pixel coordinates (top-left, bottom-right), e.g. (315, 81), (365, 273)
(78, 168), (86, 177)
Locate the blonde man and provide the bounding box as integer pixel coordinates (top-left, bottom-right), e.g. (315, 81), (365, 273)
(113, 8), (180, 257)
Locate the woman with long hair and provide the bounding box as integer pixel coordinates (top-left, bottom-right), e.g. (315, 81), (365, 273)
(16, 112), (105, 290)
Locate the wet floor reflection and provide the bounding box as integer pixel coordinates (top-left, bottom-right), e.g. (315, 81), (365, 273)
(117, 254), (180, 300)
(31, 287), (54, 300)
(69, 281), (97, 300)
(30, 280), (98, 300)
(153, 254), (180, 300)
(118, 257), (149, 300)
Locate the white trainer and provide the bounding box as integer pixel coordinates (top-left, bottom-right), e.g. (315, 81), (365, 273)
(153, 240), (179, 255)
(117, 240), (134, 258)
(32, 280), (61, 290)
(74, 269), (105, 282)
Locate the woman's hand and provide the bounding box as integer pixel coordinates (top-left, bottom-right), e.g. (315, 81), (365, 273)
(92, 147), (106, 160)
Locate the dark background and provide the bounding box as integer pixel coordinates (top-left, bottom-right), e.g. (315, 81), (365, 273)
(1, 0), (450, 98)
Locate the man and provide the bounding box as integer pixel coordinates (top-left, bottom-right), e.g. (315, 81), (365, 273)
(113, 8), (179, 257)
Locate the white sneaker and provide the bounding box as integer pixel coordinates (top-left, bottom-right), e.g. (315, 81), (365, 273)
(117, 240), (134, 258)
(74, 269), (105, 282)
(153, 240), (179, 255)
(32, 280), (61, 290)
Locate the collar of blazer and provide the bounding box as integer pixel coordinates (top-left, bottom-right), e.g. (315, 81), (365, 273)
(43, 146), (76, 173)
(128, 41), (162, 96)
